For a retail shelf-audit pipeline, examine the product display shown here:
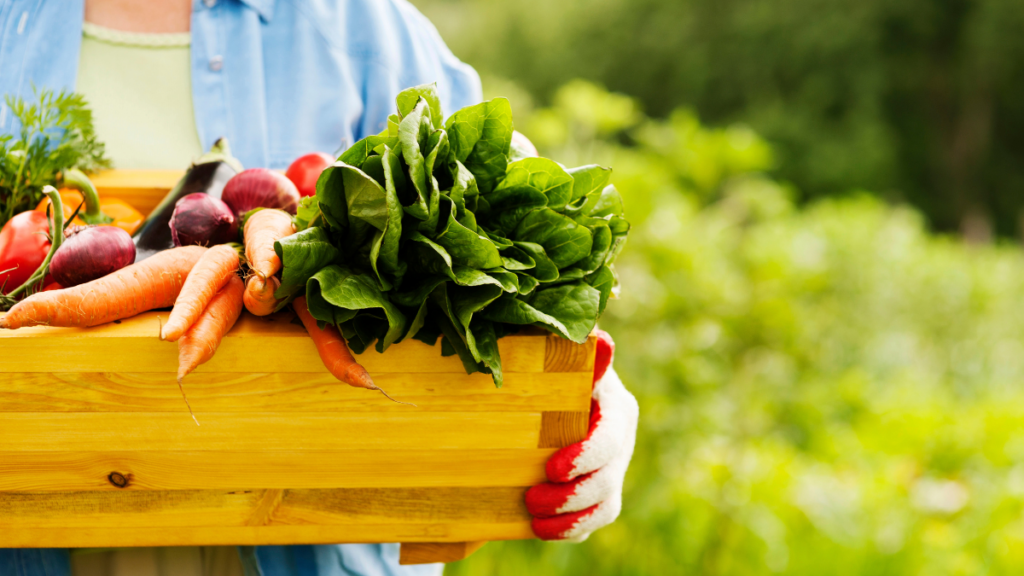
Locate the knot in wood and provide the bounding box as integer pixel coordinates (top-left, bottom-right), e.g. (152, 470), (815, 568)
(107, 472), (129, 488)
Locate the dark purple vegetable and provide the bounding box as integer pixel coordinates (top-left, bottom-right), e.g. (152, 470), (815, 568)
(222, 168), (301, 217)
(169, 193), (239, 247)
(133, 138), (241, 262)
(50, 226), (136, 287)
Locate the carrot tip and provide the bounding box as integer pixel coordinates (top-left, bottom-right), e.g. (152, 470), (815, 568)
(345, 365), (376, 390)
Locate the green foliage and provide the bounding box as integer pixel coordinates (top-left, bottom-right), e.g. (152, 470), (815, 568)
(414, 0), (1024, 234)
(276, 84), (629, 386)
(446, 81), (1024, 575)
(0, 89), (110, 226)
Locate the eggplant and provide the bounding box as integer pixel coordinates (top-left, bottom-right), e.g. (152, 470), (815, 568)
(132, 138), (243, 262)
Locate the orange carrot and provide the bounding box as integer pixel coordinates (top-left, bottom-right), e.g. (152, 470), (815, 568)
(242, 274), (282, 316)
(0, 246), (207, 330)
(177, 275), (245, 383)
(161, 244), (240, 342)
(175, 275), (244, 426)
(293, 296), (375, 389)
(243, 209), (294, 279)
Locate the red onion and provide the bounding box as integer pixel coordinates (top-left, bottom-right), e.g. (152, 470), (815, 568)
(49, 226), (136, 287)
(169, 193), (239, 247)
(221, 168), (301, 217)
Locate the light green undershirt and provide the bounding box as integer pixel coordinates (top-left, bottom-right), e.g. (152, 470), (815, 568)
(76, 22), (203, 170)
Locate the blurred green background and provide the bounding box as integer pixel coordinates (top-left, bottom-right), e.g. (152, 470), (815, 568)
(407, 1), (1024, 574)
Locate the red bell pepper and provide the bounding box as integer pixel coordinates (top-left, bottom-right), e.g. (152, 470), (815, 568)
(0, 211), (51, 294)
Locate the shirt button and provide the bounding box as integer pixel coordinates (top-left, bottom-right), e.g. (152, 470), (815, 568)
(203, 0), (216, 7)
(209, 56), (224, 72)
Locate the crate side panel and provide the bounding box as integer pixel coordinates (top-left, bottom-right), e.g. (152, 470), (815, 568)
(0, 313), (546, 374)
(0, 413), (541, 451)
(92, 169), (183, 216)
(0, 522), (534, 548)
(0, 371), (591, 413)
(0, 487), (528, 529)
(0, 449), (556, 492)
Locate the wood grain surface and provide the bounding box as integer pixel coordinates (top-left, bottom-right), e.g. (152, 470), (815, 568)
(400, 541), (487, 565)
(0, 312), (548, 374)
(2, 523), (535, 548)
(90, 169), (184, 215)
(0, 412), (543, 451)
(0, 371), (590, 413)
(0, 450), (557, 492)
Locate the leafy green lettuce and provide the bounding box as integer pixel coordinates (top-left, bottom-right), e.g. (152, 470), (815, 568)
(277, 84), (629, 386)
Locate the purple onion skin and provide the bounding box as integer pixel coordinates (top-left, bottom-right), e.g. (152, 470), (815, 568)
(169, 193), (239, 247)
(221, 168), (300, 218)
(50, 226), (136, 287)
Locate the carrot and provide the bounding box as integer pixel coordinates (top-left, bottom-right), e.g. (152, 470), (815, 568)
(175, 275), (245, 426)
(0, 246), (207, 330)
(242, 274), (282, 316)
(178, 275), (245, 384)
(293, 296), (375, 389)
(161, 244), (240, 342)
(243, 209), (294, 279)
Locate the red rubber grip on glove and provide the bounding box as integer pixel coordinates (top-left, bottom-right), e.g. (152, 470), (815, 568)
(531, 504), (600, 540)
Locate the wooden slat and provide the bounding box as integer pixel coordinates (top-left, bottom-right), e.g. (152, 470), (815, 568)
(91, 169), (183, 216)
(400, 541), (486, 565)
(0, 312), (548, 374)
(0, 487), (528, 529)
(0, 371), (591, 413)
(246, 489), (285, 526)
(0, 523), (533, 548)
(0, 413), (541, 452)
(544, 332), (596, 373)
(538, 411), (591, 448)
(0, 450), (556, 492)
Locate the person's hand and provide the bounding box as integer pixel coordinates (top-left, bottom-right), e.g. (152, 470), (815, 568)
(525, 330), (639, 541)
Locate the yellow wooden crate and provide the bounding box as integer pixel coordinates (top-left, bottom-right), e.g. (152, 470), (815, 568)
(0, 171), (594, 564)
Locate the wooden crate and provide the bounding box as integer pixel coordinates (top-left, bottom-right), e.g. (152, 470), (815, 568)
(0, 171), (594, 564)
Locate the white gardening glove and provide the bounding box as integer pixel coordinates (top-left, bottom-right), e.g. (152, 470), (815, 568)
(525, 330), (639, 542)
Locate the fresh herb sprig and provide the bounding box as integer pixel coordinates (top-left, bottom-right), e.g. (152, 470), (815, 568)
(0, 89), (110, 226)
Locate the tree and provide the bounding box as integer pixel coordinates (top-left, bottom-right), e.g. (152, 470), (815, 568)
(414, 0), (1024, 235)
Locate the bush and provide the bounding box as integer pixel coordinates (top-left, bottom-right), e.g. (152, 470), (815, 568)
(446, 81), (1024, 576)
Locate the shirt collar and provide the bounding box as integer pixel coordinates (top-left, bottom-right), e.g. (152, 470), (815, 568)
(238, 0), (275, 22)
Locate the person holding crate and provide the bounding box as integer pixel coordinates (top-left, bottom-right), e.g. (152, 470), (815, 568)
(0, 1), (640, 575)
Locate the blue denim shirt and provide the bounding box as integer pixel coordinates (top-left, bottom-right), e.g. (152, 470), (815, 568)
(0, 0), (480, 574)
(0, 0), (482, 170)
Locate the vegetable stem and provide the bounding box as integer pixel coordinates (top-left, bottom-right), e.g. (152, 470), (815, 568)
(61, 168), (111, 225)
(5, 186), (65, 299)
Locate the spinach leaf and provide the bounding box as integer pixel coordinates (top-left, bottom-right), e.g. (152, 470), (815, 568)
(396, 83), (443, 128)
(368, 146), (407, 290)
(586, 265), (616, 316)
(275, 227), (339, 299)
(434, 197), (504, 269)
(501, 158), (574, 210)
(567, 164), (612, 202)
(513, 208), (594, 269)
(445, 98), (514, 193)
(398, 98), (434, 219)
(307, 264), (408, 351)
(530, 281), (601, 343)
